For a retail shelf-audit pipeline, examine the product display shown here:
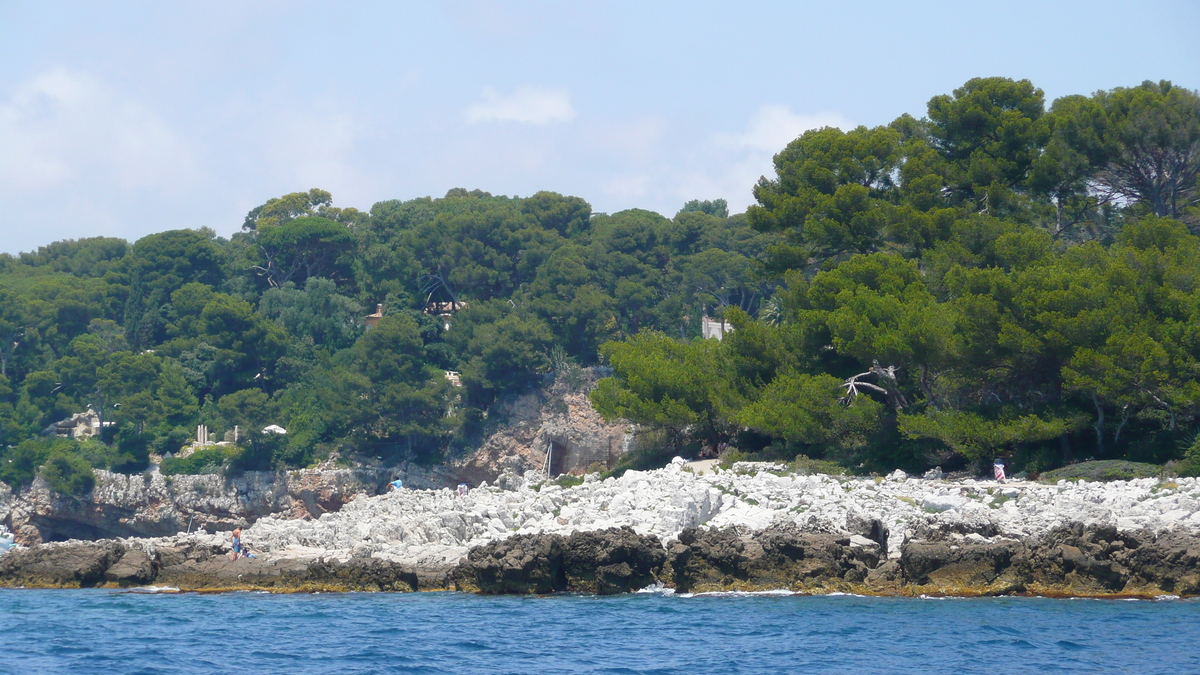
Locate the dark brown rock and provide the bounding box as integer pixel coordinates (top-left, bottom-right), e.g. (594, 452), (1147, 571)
(104, 548), (155, 586)
(0, 540), (125, 587)
(561, 527), (666, 594)
(900, 540), (1024, 595)
(456, 527), (665, 594)
(665, 525), (882, 593)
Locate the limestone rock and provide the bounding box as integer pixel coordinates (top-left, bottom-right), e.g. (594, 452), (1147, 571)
(456, 527), (665, 595)
(104, 548), (154, 586)
(0, 540), (124, 587)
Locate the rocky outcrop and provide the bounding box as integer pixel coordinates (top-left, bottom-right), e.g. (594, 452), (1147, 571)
(0, 466), (392, 545)
(0, 540), (126, 587)
(454, 523), (1200, 597)
(455, 527), (665, 595)
(663, 526), (884, 593)
(0, 534), (454, 592)
(8, 459), (1200, 596)
(240, 463), (1200, 570)
(4, 523), (1199, 597)
(450, 375), (631, 485)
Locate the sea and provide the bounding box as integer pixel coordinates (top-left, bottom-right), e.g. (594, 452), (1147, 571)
(0, 588), (1195, 674)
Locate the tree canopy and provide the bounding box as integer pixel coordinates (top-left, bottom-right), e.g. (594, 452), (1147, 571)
(2, 76), (1199, 487)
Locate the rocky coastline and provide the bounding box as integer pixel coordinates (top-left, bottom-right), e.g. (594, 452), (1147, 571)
(3, 461), (1200, 597)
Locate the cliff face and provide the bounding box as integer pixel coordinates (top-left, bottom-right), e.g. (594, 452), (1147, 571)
(0, 466), (391, 545)
(450, 375), (632, 486)
(0, 376), (631, 546)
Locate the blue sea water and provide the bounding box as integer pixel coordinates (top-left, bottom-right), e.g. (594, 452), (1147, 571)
(0, 589), (1195, 674)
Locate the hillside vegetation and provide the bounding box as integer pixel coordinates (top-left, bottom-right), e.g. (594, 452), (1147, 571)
(2, 77), (1199, 488)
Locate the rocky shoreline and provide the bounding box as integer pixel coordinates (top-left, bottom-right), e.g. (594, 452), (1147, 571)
(3, 462), (1200, 597)
(1, 522), (1198, 598)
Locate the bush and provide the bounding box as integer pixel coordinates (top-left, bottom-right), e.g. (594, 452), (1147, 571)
(1040, 460), (1163, 482)
(228, 431), (284, 473)
(0, 439), (56, 488)
(40, 451), (96, 496)
(788, 455), (847, 476)
(160, 446), (233, 475)
(152, 427), (193, 457)
(553, 474), (584, 488)
(111, 429), (153, 474)
(1175, 435), (1200, 477)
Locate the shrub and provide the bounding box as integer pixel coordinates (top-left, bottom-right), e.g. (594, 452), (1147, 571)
(1175, 436), (1200, 477)
(40, 451), (96, 496)
(160, 446), (232, 475)
(788, 455), (847, 476)
(111, 429), (153, 474)
(1040, 460), (1163, 482)
(0, 439), (55, 488)
(553, 474), (584, 488)
(152, 427), (193, 457)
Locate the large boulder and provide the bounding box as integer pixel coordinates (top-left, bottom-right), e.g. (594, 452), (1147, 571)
(104, 548), (155, 586)
(456, 528), (665, 594)
(457, 532), (567, 594)
(0, 540), (125, 587)
(664, 525), (882, 593)
(900, 539), (1024, 595)
(561, 527), (665, 594)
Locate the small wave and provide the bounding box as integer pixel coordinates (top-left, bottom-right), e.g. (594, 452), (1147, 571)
(1155, 594), (1181, 601)
(689, 589), (798, 598)
(123, 586), (180, 594)
(635, 582), (674, 595)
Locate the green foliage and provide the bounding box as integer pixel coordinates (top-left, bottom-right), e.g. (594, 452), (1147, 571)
(1, 76), (1198, 481)
(0, 439), (59, 488)
(553, 474), (584, 488)
(749, 125), (902, 261)
(1040, 460), (1163, 482)
(160, 446), (233, 476)
(1176, 435), (1200, 477)
(592, 332), (731, 446)
(40, 451), (95, 496)
(787, 455), (847, 476)
(898, 410), (1085, 462)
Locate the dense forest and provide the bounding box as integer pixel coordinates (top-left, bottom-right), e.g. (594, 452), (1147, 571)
(2, 77), (1200, 491)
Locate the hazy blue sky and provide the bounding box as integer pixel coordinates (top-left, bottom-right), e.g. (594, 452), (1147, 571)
(2, 1), (1197, 253)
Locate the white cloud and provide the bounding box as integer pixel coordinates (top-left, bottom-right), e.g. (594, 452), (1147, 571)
(590, 104), (854, 217)
(0, 68), (194, 193)
(716, 104), (852, 152)
(466, 85), (577, 124)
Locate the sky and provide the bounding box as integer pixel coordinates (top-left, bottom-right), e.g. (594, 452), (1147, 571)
(1, 1), (1198, 254)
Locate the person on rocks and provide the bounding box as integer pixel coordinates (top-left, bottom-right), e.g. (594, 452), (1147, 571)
(457, 483), (469, 497)
(231, 527), (243, 560)
(389, 478), (404, 491)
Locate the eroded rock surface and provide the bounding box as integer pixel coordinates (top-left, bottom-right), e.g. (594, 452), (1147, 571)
(456, 527), (665, 594)
(4, 523), (1198, 597)
(0, 466), (392, 545)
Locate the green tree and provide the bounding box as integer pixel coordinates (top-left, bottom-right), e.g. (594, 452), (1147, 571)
(592, 332), (731, 448)
(123, 229), (225, 348)
(749, 125), (902, 262)
(926, 77), (1047, 210)
(253, 216), (355, 288)
(259, 277), (363, 350)
(352, 314), (452, 461)
(1092, 81), (1200, 219)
